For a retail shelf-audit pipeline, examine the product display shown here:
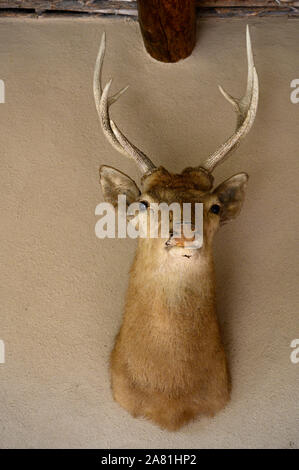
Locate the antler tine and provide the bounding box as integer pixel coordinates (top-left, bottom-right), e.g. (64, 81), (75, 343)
(201, 25), (259, 173)
(93, 32), (156, 175)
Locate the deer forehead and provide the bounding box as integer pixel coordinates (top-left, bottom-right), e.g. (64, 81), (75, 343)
(140, 167), (214, 200)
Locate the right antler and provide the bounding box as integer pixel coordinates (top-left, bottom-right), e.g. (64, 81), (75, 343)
(200, 25), (259, 173)
(94, 33), (156, 175)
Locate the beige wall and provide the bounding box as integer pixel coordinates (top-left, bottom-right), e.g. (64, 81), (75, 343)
(0, 16), (298, 448)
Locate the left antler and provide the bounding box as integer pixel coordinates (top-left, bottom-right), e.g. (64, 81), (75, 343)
(93, 32), (156, 175)
(200, 25), (259, 173)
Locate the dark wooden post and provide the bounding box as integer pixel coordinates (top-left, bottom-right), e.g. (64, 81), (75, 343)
(137, 0), (197, 63)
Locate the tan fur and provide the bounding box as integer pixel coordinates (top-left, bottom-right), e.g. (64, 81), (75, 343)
(99, 167), (249, 430)
(96, 28), (256, 430)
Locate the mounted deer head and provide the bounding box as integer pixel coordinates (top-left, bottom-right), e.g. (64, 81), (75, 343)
(95, 26), (258, 430)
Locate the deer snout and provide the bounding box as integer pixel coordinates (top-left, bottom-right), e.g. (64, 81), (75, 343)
(165, 222), (199, 247)
(165, 231), (196, 248)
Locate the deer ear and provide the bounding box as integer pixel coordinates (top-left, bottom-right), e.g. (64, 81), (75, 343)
(213, 173), (249, 223)
(99, 166), (140, 207)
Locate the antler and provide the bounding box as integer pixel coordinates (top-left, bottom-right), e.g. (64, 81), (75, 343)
(94, 33), (156, 175)
(200, 25), (259, 173)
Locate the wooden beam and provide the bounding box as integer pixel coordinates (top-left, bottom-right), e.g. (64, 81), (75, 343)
(137, 0), (196, 63)
(0, 1), (298, 14)
(0, 1), (297, 20)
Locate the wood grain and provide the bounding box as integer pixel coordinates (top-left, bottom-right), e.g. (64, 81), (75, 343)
(0, 1), (297, 12)
(0, 1), (297, 19)
(137, 0), (196, 62)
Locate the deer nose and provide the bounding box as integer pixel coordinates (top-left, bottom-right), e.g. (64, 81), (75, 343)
(165, 225), (196, 248)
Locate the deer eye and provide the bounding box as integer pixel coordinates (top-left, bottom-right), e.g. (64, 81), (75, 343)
(139, 201), (149, 211)
(210, 204), (220, 215)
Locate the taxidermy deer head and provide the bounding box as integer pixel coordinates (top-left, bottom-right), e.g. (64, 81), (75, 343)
(95, 26), (258, 431)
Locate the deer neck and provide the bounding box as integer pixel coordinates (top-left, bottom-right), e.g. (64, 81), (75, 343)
(127, 240), (216, 317)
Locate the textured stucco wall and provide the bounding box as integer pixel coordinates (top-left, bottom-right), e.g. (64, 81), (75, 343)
(0, 17), (298, 448)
